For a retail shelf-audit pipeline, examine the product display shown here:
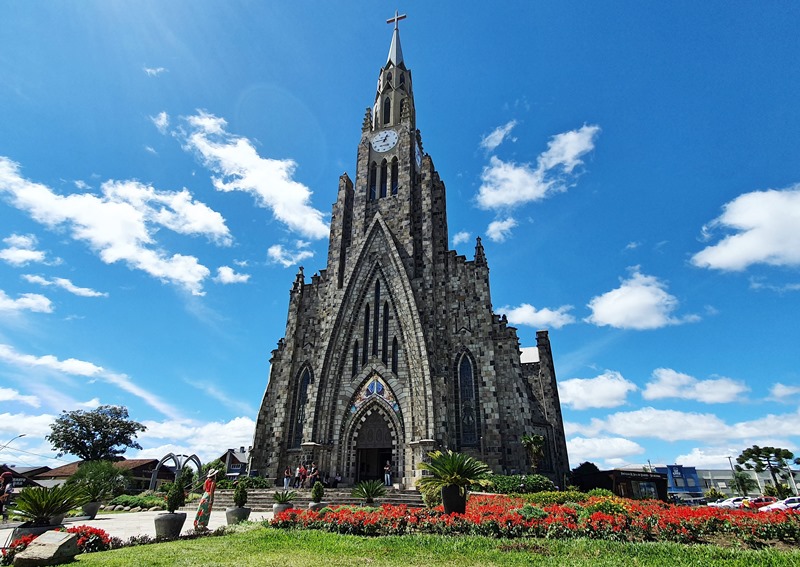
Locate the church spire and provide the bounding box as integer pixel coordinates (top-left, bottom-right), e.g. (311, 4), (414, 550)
(386, 10), (406, 67)
(474, 237), (487, 267)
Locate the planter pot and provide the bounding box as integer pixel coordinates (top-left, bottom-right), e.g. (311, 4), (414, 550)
(48, 513), (66, 526)
(393, 482), (405, 491)
(82, 501), (102, 519)
(225, 506), (251, 525)
(11, 523), (59, 540)
(308, 501), (328, 512)
(154, 512), (187, 539)
(272, 503), (293, 515)
(441, 485), (467, 515)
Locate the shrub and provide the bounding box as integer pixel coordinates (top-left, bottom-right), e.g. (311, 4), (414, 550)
(522, 489), (587, 506)
(0, 534), (36, 566)
(418, 483), (441, 508)
(165, 482), (185, 513)
(310, 481), (325, 503)
(63, 525), (112, 553)
(108, 493), (164, 509)
(273, 490), (296, 504)
(587, 488), (614, 498)
(351, 480), (387, 504)
(704, 487), (726, 502)
(66, 460), (129, 502)
(12, 484), (88, 526)
(233, 482), (248, 508)
(487, 474), (555, 494)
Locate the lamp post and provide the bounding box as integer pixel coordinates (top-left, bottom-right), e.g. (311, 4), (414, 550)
(0, 433), (26, 453)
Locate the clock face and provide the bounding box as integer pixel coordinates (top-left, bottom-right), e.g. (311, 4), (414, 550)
(371, 129), (399, 152)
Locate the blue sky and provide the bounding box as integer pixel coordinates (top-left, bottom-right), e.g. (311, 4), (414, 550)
(1, 2), (799, 474)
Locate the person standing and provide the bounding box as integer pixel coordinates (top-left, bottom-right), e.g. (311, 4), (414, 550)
(0, 471), (14, 522)
(283, 466), (292, 490)
(193, 468), (218, 531)
(384, 461), (392, 487)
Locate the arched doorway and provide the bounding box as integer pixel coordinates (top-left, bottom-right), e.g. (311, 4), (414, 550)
(355, 411), (393, 482)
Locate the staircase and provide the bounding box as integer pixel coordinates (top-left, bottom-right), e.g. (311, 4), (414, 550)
(183, 487), (424, 512)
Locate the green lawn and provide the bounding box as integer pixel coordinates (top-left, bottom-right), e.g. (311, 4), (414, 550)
(74, 525), (800, 566)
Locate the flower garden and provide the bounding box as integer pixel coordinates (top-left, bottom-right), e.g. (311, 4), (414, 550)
(272, 493), (800, 548)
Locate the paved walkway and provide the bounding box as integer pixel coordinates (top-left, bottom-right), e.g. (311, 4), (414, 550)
(1, 509), (274, 546)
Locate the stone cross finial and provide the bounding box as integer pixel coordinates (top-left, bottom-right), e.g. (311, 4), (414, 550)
(387, 10), (407, 30)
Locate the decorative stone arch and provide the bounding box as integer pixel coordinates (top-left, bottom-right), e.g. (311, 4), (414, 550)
(148, 452), (202, 491)
(339, 374), (405, 483)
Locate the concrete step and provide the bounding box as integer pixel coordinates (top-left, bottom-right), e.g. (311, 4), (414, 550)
(182, 488), (424, 512)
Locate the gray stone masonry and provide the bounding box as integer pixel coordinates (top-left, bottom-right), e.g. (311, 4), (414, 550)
(251, 25), (569, 489)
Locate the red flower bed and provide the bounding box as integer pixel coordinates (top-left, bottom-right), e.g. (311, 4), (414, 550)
(271, 493), (800, 546)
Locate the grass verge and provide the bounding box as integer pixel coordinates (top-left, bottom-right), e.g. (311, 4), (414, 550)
(74, 525), (800, 566)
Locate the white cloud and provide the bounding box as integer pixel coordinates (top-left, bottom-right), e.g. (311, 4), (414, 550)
(692, 185), (800, 271)
(477, 124), (600, 209)
(22, 274), (108, 298)
(585, 268), (699, 330)
(0, 233), (46, 266)
(643, 368), (749, 403)
(186, 380), (255, 415)
(674, 447), (744, 469)
(0, 289), (53, 313)
(180, 110), (329, 239)
(151, 112), (169, 134)
(502, 302), (575, 329)
(486, 217), (517, 242)
(144, 66), (167, 77)
(267, 243), (315, 267)
(769, 382), (800, 402)
(558, 371), (637, 410)
(480, 120), (517, 152)
(214, 266), (250, 284)
(0, 387), (40, 408)
(136, 416), (255, 464)
(0, 412), (56, 441)
(0, 343), (179, 417)
(0, 157), (233, 295)
(77, 397), (101, 409)
(452, 231), (470, 247)
(567, 436), (645, 464)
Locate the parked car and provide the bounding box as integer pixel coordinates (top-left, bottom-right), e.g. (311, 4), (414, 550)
(708, 496), (744, 509)
(759, 496), (800, 512)
(743, 496), (777, 509)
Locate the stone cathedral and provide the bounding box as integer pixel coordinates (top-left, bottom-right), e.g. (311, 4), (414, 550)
(251, 16), (569, 488)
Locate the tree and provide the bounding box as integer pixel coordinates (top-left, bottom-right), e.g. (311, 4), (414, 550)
(732, 470), (759, 497)
(521, 434), (545, 473)
(736, 445), (795, 491)
(46, 405), (146, 461)
(65, 460), (129, 501)
(571, 461), (601, 477)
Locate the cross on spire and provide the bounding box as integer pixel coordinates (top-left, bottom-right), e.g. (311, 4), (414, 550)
(387, 10), (406, 30)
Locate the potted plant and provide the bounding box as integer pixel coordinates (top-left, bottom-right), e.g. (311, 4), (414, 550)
(308, 481), (327, 511)
(351, 479), (387, 505)
(272, 489), (296, 515)
(416, 450), (492, 514)
(225, 481), (252, 525)
(153, 482), (187, 539)
(10, 484), (87, 538)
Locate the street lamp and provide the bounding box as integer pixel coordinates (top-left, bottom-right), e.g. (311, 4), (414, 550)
(0, 433), (26, 453)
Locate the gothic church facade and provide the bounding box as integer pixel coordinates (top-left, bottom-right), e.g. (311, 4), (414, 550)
(251, 19), (570, 487)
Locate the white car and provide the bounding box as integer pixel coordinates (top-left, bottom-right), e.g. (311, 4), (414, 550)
(759, 496), (800, 512)
(708, 497), (745, 509)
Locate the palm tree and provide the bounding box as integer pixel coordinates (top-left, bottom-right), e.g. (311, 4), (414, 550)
(521, 434), (545, 473)
(416, 450), (492, 514)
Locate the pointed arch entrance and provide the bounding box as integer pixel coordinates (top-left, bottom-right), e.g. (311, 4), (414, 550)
(341, 374), (404, 483)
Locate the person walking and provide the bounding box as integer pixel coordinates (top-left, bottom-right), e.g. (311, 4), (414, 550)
(193, 468), (218, 530)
